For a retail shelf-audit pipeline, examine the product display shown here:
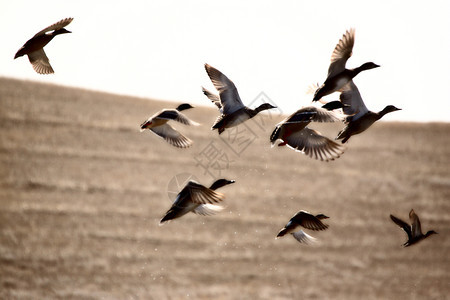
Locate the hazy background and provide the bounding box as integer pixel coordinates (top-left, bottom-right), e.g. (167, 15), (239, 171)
(1, 78), (449, 299)
(1, 0), (450, 122)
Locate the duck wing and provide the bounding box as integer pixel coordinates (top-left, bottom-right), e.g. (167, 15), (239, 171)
(150, 124), (193, 148)
(327, 28), (355, 78)
(193, 203), (225, 216)
(283, 107), (344, 125)
(33, 18), (74, 37)
(204, 64), (244, 115)
(292, 230), (317, 244)
(339, 81), (368, 121)
(202, 87), (222, 111)
(185, 181), (225, 205)
(409, 209), (423, 238)
(291, 211), (329, 231)
(284, 128), (345, 161)
(27, 49), (54, 74)
(390, 214), (412, 240)
(156, 110), (199, 126)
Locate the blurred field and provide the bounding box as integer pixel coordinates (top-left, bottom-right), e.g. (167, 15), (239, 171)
(0, 77), (449, 299)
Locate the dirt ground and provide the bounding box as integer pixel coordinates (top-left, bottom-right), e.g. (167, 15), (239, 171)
(0, 77), (449, 299)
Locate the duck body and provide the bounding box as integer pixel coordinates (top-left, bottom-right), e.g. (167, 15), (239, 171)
(14, 18), (73, 74)
(336, 106), (401, 144)
(390, 209), (437, 247)
(140, 103), (199, 148)
(336, 111), (380, 143)
(277, 211), (329, 244)
(203, 64), (276, 134)
(270, 106), (346, 161)
(335, 81), (401, 143)
(212, 104), (275, 134)
(15, 34), (56, 58)
(160, 179), (235, 224)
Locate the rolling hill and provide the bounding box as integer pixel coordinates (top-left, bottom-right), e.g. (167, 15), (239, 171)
(0, 77), (449, 299)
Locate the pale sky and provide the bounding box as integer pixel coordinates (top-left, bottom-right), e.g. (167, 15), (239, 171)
(1, 0), (449, 122)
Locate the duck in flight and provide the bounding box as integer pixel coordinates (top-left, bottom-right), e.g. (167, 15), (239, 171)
(335, 81), (401, 143)
(160, 179), (235, 224)
(140, 103), (199, 148)
(203, 63), (276, 134)
(270, 104), (346, 161)
(390, 209), (437, 247)
(313, 28), (379, 102)
(14, 18), (73, 74)
(276, 210), (329, 244)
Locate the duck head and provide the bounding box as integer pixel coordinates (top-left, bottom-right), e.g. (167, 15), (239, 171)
(255, 103), (277, 113)
(315, 214), (329, 220)
(140, 120), (151, 131)
(209, 179), (235, 190)
(176, 103), (195, 111)
(359, 62), (380, 71)
(426, 230), (438, 237)
(381, 105), (401, 115)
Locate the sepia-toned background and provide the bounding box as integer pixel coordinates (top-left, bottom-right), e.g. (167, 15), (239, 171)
(0, 78), (448, 299)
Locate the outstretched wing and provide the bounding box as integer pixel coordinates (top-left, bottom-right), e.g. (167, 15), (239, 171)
(409, 209), (422, 238)
(285, 128), (346, 162)
(193, 204), (225, 216)
(204, 64), (244, 115)
(292, 211), (329, 231)
(202, 86), (222, 110)
(150, 124), (193, 148)
(185, 181), (225, 204)
(292, 230), (317, 244)
(27, 49), (54, 74)
(327, 28), (355, 78)
(390, 214), (412, 240)
(285, 106), (344, 124)
(156, 110), (199, 126)
(34, 18), (73, 37)
(339, 81), (368, 121)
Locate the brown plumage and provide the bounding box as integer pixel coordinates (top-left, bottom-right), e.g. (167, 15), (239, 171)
(270, 106), (346, 161)
(276, 211), (329, 244)
(335, 81), (401, 143)
(390, 209), (437, 247)
(160, 179), (235, 224)
(14, 18), (73, 74)
(140, 103), (199, 148)
(313, 28), (379, 101)
(203, 64), (276, 134)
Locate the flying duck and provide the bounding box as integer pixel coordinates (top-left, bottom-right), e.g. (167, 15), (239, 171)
(203, 63), (276, 134)
(276, 210), (329, 244)
(335, 81), (401, 143)
(14, 18), (73, 74)
(390, 209), (437, 247)
(160, 179), (235, 224)
(313, 28), (379, 101)
(270, 105), (346, 161)
(140, 103), (199, 148)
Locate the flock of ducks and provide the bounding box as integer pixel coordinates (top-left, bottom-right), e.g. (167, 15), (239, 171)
(14, 19), (436, 247)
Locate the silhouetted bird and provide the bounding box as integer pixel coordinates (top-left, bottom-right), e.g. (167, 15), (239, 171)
(203, 63), (276, 134)
(313, 28), (379, 101)
(160, 179), (235, 224)
(390, 209), (437, 247)
(14, 18), (73, 74)
(335, 81), (401, 143)
(276, 210), (329, 244)
(270, 106), (345, 161)
(140, 103), (199, 148)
